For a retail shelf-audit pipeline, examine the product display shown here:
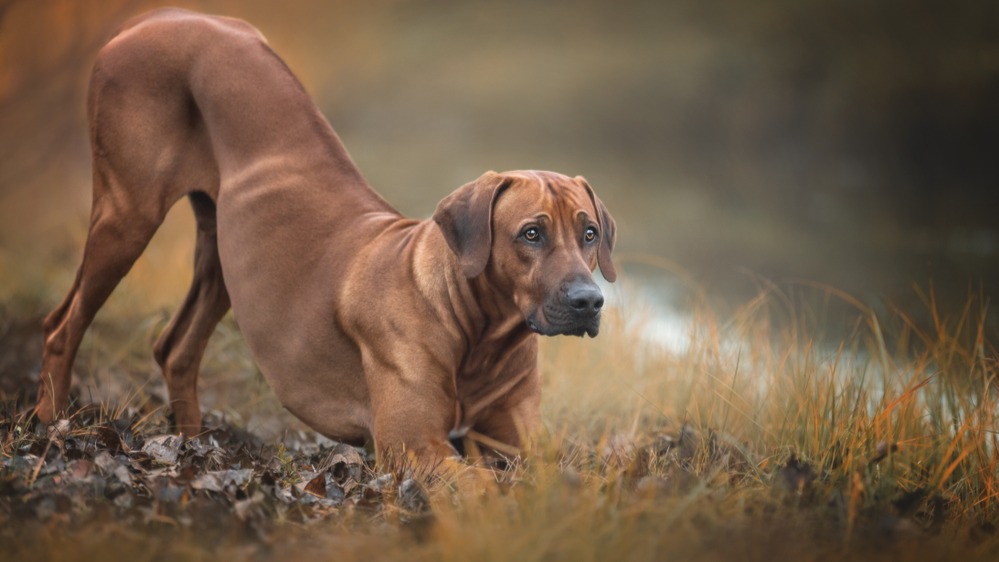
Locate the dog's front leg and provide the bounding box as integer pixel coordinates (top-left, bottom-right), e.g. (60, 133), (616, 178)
(360, 345), (459, 471)
(469, 366), (542, 459)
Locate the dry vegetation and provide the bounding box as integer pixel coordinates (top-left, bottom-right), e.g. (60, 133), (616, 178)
(2, 270), (998, 561)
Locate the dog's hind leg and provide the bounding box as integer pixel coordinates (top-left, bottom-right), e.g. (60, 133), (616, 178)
(37, 56), (215, 422)
(153, 192), (230, 436)
(36, 165), (164, 423)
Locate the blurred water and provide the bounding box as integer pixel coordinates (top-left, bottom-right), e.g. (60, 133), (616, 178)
(601, 279), (693, 354)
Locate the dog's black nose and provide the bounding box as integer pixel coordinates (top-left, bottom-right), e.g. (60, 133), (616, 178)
(566, 282), (604, 314)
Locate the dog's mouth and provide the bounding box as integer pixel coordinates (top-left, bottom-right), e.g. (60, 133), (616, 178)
(527, 310), (600, 338)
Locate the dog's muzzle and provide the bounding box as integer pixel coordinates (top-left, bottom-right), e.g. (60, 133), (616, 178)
(528, 279), (604, 338)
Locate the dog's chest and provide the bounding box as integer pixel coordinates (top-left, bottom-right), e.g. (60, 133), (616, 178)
(452, 336), (536, 425)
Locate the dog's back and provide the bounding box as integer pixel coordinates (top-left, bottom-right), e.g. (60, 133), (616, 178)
(89, 9), (286, 207)
(37, 8), (389, 438)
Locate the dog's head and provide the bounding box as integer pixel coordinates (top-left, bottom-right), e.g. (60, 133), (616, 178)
(433, 170), (617, 337)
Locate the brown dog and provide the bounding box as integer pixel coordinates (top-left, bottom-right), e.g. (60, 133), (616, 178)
(35, 8), (616, 466)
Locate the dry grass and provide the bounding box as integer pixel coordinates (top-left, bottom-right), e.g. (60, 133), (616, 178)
(2, 269), (999, 561)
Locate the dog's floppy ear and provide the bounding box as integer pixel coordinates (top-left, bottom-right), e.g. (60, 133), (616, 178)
(433, 171), (510, 278)
(576, 176), (618, 282)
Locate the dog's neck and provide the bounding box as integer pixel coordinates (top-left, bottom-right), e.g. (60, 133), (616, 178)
(452, 269), (538, 424)
(462, 269), (535, 352)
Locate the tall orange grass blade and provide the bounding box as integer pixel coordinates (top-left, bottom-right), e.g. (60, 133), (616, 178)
(930, 413), (978, 489)
(938, 447), (974, 490)
(872, 374), (936, 430)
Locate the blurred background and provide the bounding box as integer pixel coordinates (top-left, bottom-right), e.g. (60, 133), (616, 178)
(1, 0), (997, 319)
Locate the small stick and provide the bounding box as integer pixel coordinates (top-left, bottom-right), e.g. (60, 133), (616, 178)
(28, 437), (53, 489)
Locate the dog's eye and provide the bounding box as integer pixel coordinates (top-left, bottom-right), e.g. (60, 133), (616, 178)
(522, 227), (541, 242)
(584, 226), (598, 243)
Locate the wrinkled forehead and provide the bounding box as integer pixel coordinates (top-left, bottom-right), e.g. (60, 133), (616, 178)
(492, 171), (595, 221)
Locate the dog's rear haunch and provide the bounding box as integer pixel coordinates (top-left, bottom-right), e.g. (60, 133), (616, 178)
(36, 8), (616, 469)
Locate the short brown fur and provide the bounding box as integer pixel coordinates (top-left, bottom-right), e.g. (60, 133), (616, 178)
(35, 9), (616, 467)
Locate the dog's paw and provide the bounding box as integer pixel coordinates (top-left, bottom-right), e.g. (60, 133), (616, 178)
(432, 457), (501, 497)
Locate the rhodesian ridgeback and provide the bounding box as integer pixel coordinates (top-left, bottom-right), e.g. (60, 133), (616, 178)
(35, 8), (616, 467)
